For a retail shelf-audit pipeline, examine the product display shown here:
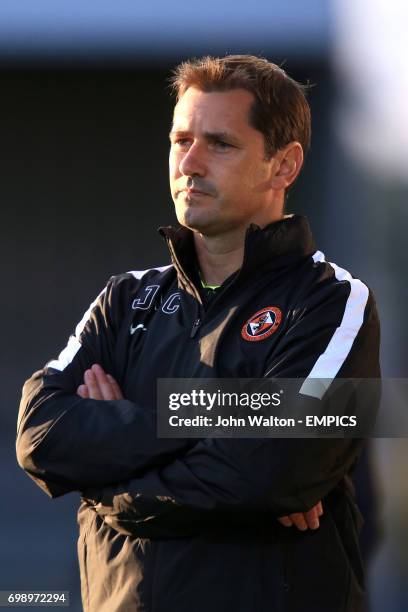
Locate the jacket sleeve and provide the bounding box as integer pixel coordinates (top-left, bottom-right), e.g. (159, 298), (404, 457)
(16, 276), (191, 498)
(81, 277), (381, 537)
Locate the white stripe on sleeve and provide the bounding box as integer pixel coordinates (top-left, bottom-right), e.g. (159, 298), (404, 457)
(128, 264), (172, 279)
(46, 287), (107, 371)
(299, 251), (369, 399)
(47, 266), (172, 372)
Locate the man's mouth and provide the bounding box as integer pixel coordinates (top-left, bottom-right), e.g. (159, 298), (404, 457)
(180, 188), (209, 197)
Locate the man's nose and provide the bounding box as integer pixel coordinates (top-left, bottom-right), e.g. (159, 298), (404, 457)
(179, 142), (206, 177)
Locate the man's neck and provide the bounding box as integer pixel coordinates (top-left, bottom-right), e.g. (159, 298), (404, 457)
(194, 232), (245, 286)
(191, 202), (286, 285)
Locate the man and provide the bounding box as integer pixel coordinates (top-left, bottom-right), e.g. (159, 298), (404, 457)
(17, 55), (380, 611)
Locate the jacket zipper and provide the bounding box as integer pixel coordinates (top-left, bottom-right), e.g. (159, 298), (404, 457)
(189, 271), (244, 339)
(166, 236), (244, 339)
(190, 317), (201, 338)
(166, 238), (206, 339)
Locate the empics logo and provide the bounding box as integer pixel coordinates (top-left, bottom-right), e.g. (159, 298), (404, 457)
(241, 307), (282, 342)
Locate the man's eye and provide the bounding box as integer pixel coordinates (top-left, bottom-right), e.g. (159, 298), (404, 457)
(212, 140), (232, 149)
(171, 139), (190, 148)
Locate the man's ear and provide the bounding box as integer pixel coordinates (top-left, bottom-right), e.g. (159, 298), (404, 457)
(270, 142), (304, 190)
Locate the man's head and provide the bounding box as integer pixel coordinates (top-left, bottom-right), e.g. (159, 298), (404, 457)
(169, 55), (311, 237)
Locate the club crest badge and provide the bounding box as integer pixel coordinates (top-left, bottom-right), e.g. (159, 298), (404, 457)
(241, 307), (282, 342)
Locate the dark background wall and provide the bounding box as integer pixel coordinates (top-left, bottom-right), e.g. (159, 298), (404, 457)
(1, 61), (331, 609)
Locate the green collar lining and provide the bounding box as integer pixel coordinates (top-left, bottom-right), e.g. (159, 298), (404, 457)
(198, 270), (221, 290)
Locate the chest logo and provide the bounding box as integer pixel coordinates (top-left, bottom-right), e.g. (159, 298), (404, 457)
(241, 307), (282, 342)
(130, 323), (147, 335)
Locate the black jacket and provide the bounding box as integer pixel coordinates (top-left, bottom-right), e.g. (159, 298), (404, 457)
(16, 215), (381, 612)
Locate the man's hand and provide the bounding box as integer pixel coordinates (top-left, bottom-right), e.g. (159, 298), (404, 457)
(277, 501), (323, 531)
(77, 363), (124, 401)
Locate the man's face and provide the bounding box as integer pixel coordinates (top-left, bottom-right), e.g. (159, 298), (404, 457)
(169, 87), (278, 236)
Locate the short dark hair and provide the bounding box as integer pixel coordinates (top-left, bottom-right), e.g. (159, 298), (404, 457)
(170, 54), (311, 160)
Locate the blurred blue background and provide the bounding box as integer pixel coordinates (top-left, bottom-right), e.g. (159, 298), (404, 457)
(0, 0), (329, 60)
(1, 1), (406, 610)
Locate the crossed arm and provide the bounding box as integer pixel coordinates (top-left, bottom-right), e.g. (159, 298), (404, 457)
(18, 278), (377, 536)
(78, 363), (324, 532)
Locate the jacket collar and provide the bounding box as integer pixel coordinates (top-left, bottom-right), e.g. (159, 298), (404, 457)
(158, 214), (316, 296)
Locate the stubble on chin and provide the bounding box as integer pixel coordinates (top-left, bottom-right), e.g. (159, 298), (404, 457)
(174, 192), (226, 236)
(176, 205), (208, 232)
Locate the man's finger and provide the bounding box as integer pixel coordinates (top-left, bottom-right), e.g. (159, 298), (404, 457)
(277, 516), (293, 527)
(289, 513), (308, 531)
(84, 369), (104, 400)
(304, 506), (320, 530)
(107, 373), (124, 400)
(77, 384), (89, 399)
(91, 364), (118, 401)
(317, 501), (323, 517)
